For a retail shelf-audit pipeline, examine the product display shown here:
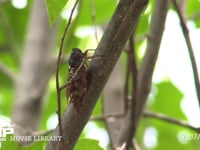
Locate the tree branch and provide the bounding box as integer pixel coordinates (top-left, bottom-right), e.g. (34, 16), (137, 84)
(90, 110), (200, 133)
(117, 0), (169, 148)
(90, 0), (99, 42)
(143, 111), (200, 132)
(0, 6), (19, 62)
(129, 34), (138, 119)
(136, 0), (169, 131)
(0, 61), (16, 82)
(55, 0), (79, 140)
(172, 0), (200, 108)
(46, 0), (148, 149)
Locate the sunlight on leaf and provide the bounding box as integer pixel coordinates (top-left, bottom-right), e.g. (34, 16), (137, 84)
(75, 139), (103, 150)
(45, 0), (67, 26)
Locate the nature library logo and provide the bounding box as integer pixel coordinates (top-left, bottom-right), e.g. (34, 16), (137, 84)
(0, 127), (62, 142)
(0, 127), (14, 141)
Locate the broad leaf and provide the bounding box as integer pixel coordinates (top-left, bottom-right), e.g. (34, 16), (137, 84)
(75, 139), (103, 150)
(45, 0), (67, 26)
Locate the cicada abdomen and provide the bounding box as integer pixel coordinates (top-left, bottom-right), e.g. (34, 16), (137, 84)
(66, 48), (88, 112)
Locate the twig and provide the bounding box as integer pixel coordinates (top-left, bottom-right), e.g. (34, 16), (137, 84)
(124, 46), (131, 112)
(0, 61), (16, 82)
(129, 35), (138, 116)
(132, 139), (140, 150)
(12, 122), (54, 136)
(55, 0), (79, 139)
(123, 35), (138, 114)
(120, 34), (138, 147)
(91, 111), (200, 133)
(90, 0), (98, 43)
(0, 7), (19, 62)
(120, 34), (138, 148)
(143, 111), (200, 132)
(34, 129), (54, 136)
(116, 143), (126, 150)
(172, 0), (200, 108)
(90, 113), (124, 121)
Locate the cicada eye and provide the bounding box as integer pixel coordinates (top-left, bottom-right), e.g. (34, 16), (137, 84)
(72, 48), (82, 53)
(68, 58), (77, 68)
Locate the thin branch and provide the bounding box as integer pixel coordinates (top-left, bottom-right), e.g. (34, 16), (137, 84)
(124, 42), (132, 113)
(119, 34), (138, 148)
(90, 113), (124, 121)
(172, 0), (200, 108)
(0, 61), (16, 82)
(129, 34), (138, 116)
(119, 34), (139, 147)
(90, 0), (99, 43)
(116, 143), (126, 150)
(132, 139), (141, 150)
(90, 111), (200, 133)
(13, 122), (54, 136)
(143, 111), (200, 132)
(34, 129), (54, 136)
(55, 0), (79, 140)
(0, 7), (19, 62)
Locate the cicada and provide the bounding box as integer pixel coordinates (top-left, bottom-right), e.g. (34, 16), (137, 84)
(66, 48), (91, 112)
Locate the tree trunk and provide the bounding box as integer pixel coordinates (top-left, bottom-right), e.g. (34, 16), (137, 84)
(12, 0), (57, 131)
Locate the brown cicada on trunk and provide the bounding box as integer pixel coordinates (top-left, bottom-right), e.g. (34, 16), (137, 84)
(66, 48), (90, 112)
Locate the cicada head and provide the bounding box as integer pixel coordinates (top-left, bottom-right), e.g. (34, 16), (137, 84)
(68, 48), (85, 69)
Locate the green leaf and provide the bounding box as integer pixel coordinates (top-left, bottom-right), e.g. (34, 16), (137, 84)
(78, 0), (117, 25)
(186, 1), (200, 16)
(186, 1), (200, 28)
(1, 2), (32, 50)
(21, 141), (46, 150)
(45, 0), (67, 26)
(92, 97), (102, 116)
(136, 13), (149, 35)
(142, 81), (193, 149)
(0, 135), (19, 150)
(150, 81), (185, 119)
(75, 139), (103, 150)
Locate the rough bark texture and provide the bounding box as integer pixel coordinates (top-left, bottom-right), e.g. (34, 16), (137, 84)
(12, 0), (57, 131)
(46, 0), (148, 149)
